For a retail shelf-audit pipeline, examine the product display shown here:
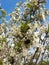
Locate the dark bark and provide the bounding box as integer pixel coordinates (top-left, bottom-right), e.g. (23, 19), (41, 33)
(29, 47), (39, 65)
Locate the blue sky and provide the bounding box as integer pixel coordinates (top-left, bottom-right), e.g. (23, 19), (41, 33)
(0, 0), (49, 21)
(1, 0), (26, 13)
(1, 0), (49, 13)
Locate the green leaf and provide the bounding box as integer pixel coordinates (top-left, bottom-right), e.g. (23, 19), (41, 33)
(41, 61), (49, 65)
(1, 36), (6, 43)
(27, 3), (33, 9)
(14, 41), (22, 53)
(48, 24), (49, 32)
(0, 46), (3, 50)
(0, 60), (3, 65)
(26, 19), (30, 24)
(21, 22), (29, 33)
(0, 9), (6, 18)
(1, 9), (6, 17)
